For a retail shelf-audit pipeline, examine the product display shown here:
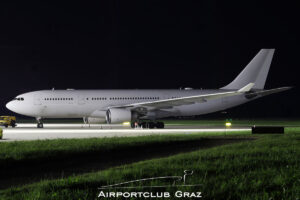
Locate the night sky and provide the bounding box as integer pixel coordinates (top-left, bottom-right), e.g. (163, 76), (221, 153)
(0, 1), (299, 118)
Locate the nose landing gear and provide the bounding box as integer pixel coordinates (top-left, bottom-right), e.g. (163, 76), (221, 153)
(36, 117), (44, 128)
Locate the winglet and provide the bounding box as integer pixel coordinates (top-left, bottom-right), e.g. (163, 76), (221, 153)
(238, 83), (255, 92)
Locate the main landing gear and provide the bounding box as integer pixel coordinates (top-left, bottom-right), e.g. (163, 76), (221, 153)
(131, 121), (165, 129)
(36, 117), (44, 128)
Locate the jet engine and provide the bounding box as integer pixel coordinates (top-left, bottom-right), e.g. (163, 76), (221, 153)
(106, 108), (132, 124)
(84, 117), (106, 124)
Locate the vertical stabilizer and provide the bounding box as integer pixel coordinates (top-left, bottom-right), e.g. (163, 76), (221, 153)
(222, 49), (275, 90)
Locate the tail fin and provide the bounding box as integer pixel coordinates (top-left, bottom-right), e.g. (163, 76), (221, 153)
(221, 49), (275, 90)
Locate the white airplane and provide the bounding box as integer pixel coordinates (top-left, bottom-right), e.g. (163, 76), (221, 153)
(6, 49), (291, 128)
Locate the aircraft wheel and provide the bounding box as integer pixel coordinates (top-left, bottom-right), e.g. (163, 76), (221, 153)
(139, 122), (147, 128)
(131, 122), (135, 128)
(156, 122), (165, 129)
(37, 123), (44, 128)
(148, 122), (155, 129)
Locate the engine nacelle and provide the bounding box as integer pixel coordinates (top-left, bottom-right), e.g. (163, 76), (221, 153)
(84, 117), (106, 124)
(106, 108), (132, 124)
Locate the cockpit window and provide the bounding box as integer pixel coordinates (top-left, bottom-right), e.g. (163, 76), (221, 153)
(13, 97), (24, 101)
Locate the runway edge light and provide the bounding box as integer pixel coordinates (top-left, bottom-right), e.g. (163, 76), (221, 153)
(225, 122), (232, 127)
(225, 119), (232, 128)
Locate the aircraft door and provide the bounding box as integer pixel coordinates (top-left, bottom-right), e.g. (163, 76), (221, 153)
(78, 95), (86, 105)
(34, 94), (42, 105)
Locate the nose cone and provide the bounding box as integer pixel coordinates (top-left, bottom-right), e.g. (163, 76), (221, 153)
(6, 99), (32, 116)
(6, 101), (14, 112)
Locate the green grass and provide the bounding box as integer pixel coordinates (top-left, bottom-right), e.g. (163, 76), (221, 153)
(0, 128), (299, 199)
(0, 131), (250, 163)
(0, 131), (251, 191)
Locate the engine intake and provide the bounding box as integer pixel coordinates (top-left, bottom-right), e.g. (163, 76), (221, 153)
(106, 108), (132, 124)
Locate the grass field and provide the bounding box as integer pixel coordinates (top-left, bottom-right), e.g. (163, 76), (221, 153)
(0, 132), (251, 190)
(0, 122), (299, 199)
(0, 132), (250, 164)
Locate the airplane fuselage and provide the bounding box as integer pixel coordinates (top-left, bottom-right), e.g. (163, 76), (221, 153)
(6, 89), (250, 119)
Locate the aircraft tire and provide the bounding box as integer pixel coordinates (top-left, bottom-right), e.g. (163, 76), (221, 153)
(139, 122), (147, 128)
(156, 122), (164, 129)
(148, 122), (155, 129)
(131, 122), (135, 128)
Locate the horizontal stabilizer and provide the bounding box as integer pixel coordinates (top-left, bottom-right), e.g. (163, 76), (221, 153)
(250, 87), (292, 97)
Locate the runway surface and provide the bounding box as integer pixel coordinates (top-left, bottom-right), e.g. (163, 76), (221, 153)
(1, 123), (250, 142)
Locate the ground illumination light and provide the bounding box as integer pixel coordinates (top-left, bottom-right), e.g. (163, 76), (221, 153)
(225, 122), (232, 127)
(122, 122), (131, 126)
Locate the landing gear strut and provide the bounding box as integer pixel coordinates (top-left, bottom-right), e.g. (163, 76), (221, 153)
(36, 117), (44, 128)
(131, 121), (164, 129)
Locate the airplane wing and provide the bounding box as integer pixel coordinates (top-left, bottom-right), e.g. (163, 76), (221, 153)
(110, 83), (255, 110)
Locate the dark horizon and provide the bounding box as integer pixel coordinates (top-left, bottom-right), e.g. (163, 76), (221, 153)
(0, 1), (298, 118)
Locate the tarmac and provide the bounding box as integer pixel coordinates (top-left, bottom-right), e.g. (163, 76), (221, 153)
(0, 123), (250, 141)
